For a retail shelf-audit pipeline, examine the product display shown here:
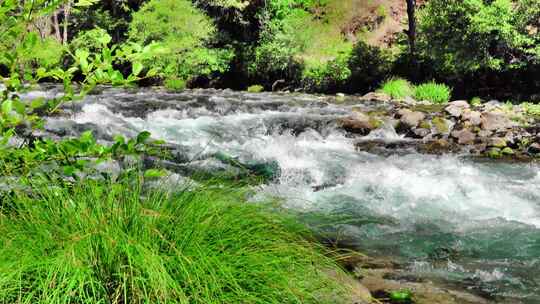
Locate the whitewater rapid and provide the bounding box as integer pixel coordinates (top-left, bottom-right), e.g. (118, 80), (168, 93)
(43, 88), (540, 302)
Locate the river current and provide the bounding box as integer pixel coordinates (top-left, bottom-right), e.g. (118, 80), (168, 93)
(30, 87), (540, 303)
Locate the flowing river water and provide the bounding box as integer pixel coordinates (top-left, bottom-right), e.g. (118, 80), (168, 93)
(29, 87), (540, 303)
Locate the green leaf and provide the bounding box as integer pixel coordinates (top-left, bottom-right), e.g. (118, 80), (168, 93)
(80, 131), (94, 143)
(31, 98), (46, 109)
(136, 131), (151, 144)
(146, 68), (159, 78)
(389, 290), (413, 302)
(63, 165), (76, 176)
(2, 100), (13, 114)
(144, 169), (167, 179)
(12, 99), (26, 114)
(132, 61), (143, 76)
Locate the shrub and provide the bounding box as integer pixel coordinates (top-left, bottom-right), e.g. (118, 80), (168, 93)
(470, 97), (483, 106)
(0, 179), (349, 303)
(247, 84), (264, 92)
(70, 27), (112, 52)
(378, 78), (415, 99)
(414, 81), (452, 104)
(347, 41), (393, 92)
(164, 77), (187, 91)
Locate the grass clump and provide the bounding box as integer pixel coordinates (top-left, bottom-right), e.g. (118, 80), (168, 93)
(247, 84), (264, 93)
(0, 179), (349, 303)
(378, 78), (414, 99)
(414, 81), (452, 104)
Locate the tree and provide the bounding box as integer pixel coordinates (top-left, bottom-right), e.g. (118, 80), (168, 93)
(405, 0), (416, 59)
(417, 0), (540, 76)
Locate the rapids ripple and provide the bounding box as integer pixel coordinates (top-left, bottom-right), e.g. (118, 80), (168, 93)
(35, 87), (540, 303)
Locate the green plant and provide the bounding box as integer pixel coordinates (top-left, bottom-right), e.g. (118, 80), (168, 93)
(0, 178), (350, 303)
(378, 78), (415, 99)
(414, 81), (452, 104)
(128, 0), (233, 81)
(470, 97), (483, 106)
(418, 0), (540, 76)
(247, 84), (264, 93)
(164, 77), (187, 91)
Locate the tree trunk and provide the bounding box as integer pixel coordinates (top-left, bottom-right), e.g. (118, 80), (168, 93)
(53, 11), (62, 42)
(62, 0), (72, 44)
(405, 0), (417, 80)
(405, 0), (416, 57)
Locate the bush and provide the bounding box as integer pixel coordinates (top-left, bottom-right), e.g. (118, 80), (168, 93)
(414, 82), (452, 104)
(347, 41), (393, 93)
(378, 78), (414, 99)
(0, 179), (349, 303)
(164, 77), (187, 91)
(247, 84), (264, 92)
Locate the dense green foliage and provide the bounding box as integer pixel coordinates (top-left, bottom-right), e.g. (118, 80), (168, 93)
(0, 179), (349, 303)
(414, 82), (452, 104)
(2, 0), (538, 99)
(128, 0), (233, 83)
(418, 0), (540, 76)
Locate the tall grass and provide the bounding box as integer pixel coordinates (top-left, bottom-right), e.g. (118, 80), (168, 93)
(414, 81), (452, 104)
(378, 78), (415, 99)
(0, 179), (349, 303)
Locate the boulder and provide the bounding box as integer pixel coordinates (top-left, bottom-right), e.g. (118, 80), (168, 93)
(481, 111), (514, 131)
(431, 117), (453, 136)
(414, 128), (431, 138)
(445, 100), (470, 118)
(528, 143), (540, 154)
(339, 111), (379, 135)
(487, 137), (507, 148)
(451, 129), (476, 145)
(398, 109), (426, 128)
(461, 110), (482, 125)
(360, 92), (392, 103)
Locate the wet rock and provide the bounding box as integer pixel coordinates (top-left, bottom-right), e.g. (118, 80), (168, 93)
(477, 130), (493, 138)
(445, 100), (470, 117)
(413, 128), (430, 138)
(431, 117), (453, 136)
(487, 148), (502, 158)
(398, 109), (426, 128)
(461, 110), (482, 126)
(481, 111), (514, 131)
(487, 137), (507, 148)
(360, 92), (392, 103)
(451, 129), (476, 145)
(339, 111), (380, 135)
(528, 143), (540, 154)
(502, 147), (515, 155)
(361, 268), (489, 304)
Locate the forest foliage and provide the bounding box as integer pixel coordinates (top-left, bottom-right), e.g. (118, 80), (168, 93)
(0, 0), (539, 99)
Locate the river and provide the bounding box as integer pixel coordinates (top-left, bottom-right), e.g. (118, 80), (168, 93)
(31, 87), (540, 303)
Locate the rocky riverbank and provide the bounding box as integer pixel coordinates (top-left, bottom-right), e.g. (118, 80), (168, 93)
(338, 254), (494, 304)
(338, 92), (540, 160)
